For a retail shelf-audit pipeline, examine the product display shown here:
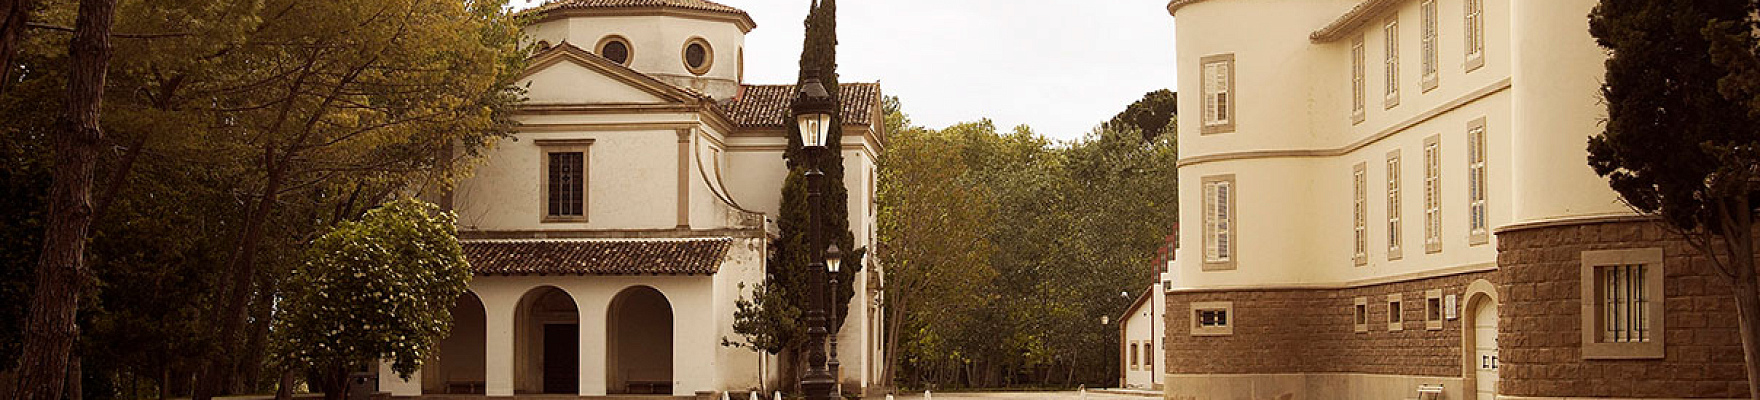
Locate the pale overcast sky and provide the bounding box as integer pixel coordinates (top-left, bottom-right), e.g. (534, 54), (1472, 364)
(514, 0), (1180, 141)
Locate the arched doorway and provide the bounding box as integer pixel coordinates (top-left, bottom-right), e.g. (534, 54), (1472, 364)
(1462, 279), (1499, 400)
(513, 286), (579, 394)
(607, 286), (673, 394)
(423, 292), (486, 394)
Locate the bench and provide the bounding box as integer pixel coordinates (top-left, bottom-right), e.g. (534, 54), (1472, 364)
(445, 381), (485, 394)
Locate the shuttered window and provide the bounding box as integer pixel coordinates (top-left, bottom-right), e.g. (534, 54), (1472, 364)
(1384, 17), (1400, 106)
(1387, 151), (1403, 259)
(1468, 119), (1489, 244)
(1200, 54), (1236, 133)
(1424, 136), (1441, 253)
(1421, 0), (1439, 90)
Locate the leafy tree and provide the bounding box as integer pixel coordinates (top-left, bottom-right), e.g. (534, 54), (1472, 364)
(875, 97), (996, 386)
(1104, 89), (1178, 141)
(1589, 0), (1760, 397)
(269, 199), (470, 400)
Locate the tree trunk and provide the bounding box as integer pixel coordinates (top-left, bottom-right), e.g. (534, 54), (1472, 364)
(235, 277), (277, 394)
(195, 160), (288, 400)
(274, 370), (293, 400)
(0, 0), (34, 93)
(1723, 198), (1760, 400)
(880, 295), (905, 389)
(11, 0), (115, 398)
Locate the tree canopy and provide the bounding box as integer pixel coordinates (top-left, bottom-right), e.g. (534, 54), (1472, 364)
(270, 199), (471, 400)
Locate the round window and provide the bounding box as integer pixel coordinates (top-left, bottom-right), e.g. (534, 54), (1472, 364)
(597, 36), (631, 66)
(683, 38), (712, 75)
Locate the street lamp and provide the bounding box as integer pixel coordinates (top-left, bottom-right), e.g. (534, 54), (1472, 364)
(825, 244), (843, 396)
(793, 69), (837, 400)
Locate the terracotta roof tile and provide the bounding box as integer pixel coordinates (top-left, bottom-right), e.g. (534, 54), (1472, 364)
(529, 0), (748, 16)
(720, 83), (881, 129)
(463, 238), (731, 276)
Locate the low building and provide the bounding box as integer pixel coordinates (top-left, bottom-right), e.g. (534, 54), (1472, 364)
(376, 0), (888, 396)
(1120, 281), (1165, 391)
(1163, 0), (1747, 399)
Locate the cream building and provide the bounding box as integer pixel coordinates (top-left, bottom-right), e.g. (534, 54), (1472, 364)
(376, 0), (888, 397)
(1165, 0), (1749, 399)
(1120, 279), (1166, 391)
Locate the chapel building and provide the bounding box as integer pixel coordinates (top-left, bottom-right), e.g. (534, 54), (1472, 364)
(376, 0), (887, 397)
(1165, 1), (1747, 399)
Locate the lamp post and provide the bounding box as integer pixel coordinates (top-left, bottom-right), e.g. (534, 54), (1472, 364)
(793, 69), (836, 400)
(826, 244), (844, 396)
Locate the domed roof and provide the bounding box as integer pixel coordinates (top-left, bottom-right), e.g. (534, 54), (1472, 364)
(527, 0), (756, 31)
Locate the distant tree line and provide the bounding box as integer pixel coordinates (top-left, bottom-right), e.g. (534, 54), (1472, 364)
(877, 90), (1179, 389)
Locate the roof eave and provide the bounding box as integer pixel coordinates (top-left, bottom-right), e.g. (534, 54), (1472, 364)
(1310, 0), (1402, 43)
(531, 7), (757, 33)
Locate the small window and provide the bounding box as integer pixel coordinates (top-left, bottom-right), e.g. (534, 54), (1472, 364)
(1351, 35), (1366, 124)
(1425, 289), (1444, 330)
(1420, 0), (1439, 91)
(1383, 17), (1400, 109)
(548, 153), (584, 217)
(1464, 0), (1485, 71)
(1467, 118), (1489, 245)
(1388, 294), (1405, 332)
(1202, 175), (1237, 270)
(1200, 54), (1236, 134)
(683, 37), (713, 75)
(536, 139), (594, 223)
(1144, 342), (1153, 369)
(596, 35), (632, 66)
(1130, 342), (1139, 369)
(1423, 135), (1442, 253)
(1191, 301), (1233, 336)
(1354, 297), (1369, 333)
(1353, 163), (1368, 265)
(1580, 248), (1664, 359)
(1387, 151), (1403, 260)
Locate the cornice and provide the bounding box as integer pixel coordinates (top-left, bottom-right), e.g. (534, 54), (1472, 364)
(1165, 261), (1497, 294)
(1176, 77), (1510, 168)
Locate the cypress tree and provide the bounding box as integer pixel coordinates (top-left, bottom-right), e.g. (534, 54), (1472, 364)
(730, 0), (865, 388)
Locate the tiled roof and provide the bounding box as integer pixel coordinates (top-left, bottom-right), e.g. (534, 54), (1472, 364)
(1309, 0), (1401, 42)
(528, 0), (748, 16)
(463, 238), (731, 276)
(720, 83), (882, 128)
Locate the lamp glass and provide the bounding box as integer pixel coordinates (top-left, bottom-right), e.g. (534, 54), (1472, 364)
(825, 245), (842, 273)
(797, 112), (831, 148)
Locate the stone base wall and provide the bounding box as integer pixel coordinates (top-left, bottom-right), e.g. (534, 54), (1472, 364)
(1164, 271), (1494, 377)
(1162, 373), (1462, 400)
(1496, 219), (1751, 399)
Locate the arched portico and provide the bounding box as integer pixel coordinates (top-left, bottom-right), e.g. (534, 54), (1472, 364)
(606, 285), (674, 394)
(423, 291), (487, 394)
(513, 286), (580, 394)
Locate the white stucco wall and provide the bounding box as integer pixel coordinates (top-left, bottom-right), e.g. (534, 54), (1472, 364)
(1168, 0), (1599, 290)
(526, 15), (746, 99)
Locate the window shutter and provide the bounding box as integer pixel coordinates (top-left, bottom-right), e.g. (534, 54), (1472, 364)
(1204, 182), (1219, 260)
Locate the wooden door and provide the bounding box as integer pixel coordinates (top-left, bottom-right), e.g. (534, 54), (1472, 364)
(543, 324), (579, 394)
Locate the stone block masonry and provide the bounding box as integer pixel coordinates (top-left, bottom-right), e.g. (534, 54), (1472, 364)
(1496, 220), (1750, 399)
(1164, 271), (1492, 377)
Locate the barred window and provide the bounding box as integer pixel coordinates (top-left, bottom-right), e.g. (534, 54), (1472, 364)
(1598, 264), (1650, 343)
(1198, 309), (1228, 328)
(1191, 301), (1234, 336)
(1580, 248), (1664, 359)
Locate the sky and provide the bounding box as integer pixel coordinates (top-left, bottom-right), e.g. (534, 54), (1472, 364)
(513, 0), (1181, 141)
